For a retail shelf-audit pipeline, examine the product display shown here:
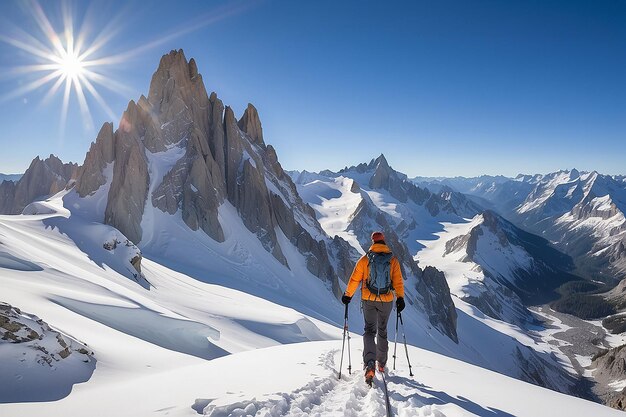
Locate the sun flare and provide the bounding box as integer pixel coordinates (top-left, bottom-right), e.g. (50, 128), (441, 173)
(1, 0), (250, 135)
(56, 50), (85, 79)
(0, 0), (127, 133)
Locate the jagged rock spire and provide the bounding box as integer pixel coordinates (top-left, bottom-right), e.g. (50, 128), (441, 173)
(0, 155), (77, 214)
(238, 103), (264, 145)
(68, 48), (360, 296)
(75, 122), (115, 197)
(369, 154), (393, 190)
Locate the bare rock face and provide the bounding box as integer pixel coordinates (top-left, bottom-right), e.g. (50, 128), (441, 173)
(147, 52), (210, 152)
(417, 267), (458, 343)
(151, 129), (225, 242)
(146, 50), (226, 241)
(368, 154), (407, 203)
(104, 101), (150, 245)
(238, 103), (264, 145)
(592, 345), (626, 410)
(0, 155), (77, 214)
(75, 122), (115, 197)
(0, 180), (16, 214)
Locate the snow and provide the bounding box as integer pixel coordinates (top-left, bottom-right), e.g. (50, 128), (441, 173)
(63, 162), (114, 223)
(609, 380), (626, 392)
(593, 195), (614, 212)
(241, 149), (257, 169)
(415, 217), (483, 298)
(517, 170), (577, 214)
(530, 307), (574, 349)
(298, 176), (364, 252)
(0, 176), (623, 415)
(473, 222), (533, 281)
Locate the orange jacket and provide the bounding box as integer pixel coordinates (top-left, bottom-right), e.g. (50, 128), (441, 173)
(344, 243), (404, 302)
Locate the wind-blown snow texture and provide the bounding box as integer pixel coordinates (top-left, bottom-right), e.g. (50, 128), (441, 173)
(0, 197), (621, 417)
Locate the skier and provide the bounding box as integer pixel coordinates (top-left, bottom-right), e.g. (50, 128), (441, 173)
(342, 231), (405, 385)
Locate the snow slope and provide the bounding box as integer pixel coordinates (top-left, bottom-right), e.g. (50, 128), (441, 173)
(3, 338), (623, 417)
(0, 186), (619, 416)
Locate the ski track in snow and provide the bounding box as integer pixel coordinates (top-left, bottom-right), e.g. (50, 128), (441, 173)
(200, 349), (456, 417)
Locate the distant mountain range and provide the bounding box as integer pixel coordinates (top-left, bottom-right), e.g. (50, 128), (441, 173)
(0, 173), (22, 183)
(291, 159), (588, 329)
(414, 171), (626, 283)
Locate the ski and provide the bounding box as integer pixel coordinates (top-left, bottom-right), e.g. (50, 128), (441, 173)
(380, 371), (393, 417)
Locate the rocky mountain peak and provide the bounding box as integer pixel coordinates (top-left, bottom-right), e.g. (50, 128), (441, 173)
(149, 49), (196, 99)
(238, 103), (264, 145)
(0, 155), (77, 214)
(372, 153), (390, 169)
(369, 154), (397, 190)
(481, 209), (503, 232)
(66, 49), (361, 300)
(143, 49), (212, 155)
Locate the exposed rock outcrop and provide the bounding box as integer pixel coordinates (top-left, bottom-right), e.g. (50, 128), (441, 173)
(417, 267), (458, 342)
(104, 103), (150, 245)
(75, 122), (115, 197)
(0, 180), (16, 214)
(592, 345), (626, 410)
(238, 103), (264, 145)
(0, 302), (95, 402)
(0, 302), (93, 364)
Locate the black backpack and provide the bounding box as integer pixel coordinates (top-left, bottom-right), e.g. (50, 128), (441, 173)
(366, 251), (393, 295)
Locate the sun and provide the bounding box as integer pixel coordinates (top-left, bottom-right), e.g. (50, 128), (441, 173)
(0, 0), (126, 133)
(56, 49), (85, 80)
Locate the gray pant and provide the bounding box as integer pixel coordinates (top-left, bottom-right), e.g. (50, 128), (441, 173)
(362, 300), (393, 366)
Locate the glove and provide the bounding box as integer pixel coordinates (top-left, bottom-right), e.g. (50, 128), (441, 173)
(396, 297), (405, 312)
(341, 295), (352, 305)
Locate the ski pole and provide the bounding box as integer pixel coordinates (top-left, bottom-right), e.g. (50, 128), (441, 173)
(398, 311), (414, 377)
(346, 306), (352, 375)
(393, 310), (399, 370)
(338, 303), (352, 379)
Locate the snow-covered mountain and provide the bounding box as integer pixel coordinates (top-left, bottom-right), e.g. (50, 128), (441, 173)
(417, 210), (579, 328)
(293, 158), (579, 326)
(0, 187), (607, 416)
(416, 170), (626, 282)
(70, 50), (358, 298)
(291, 155), (490, 342)
(291, 155), (484, 253)
(290, 156), (588, 393)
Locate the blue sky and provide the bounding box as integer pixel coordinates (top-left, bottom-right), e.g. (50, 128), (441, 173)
(0, 0), (624, 177)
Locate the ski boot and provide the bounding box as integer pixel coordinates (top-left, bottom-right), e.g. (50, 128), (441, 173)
(365, 360), (375, 387)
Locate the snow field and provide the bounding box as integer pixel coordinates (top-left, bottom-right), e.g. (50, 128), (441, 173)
(1, 174), (624, 416)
